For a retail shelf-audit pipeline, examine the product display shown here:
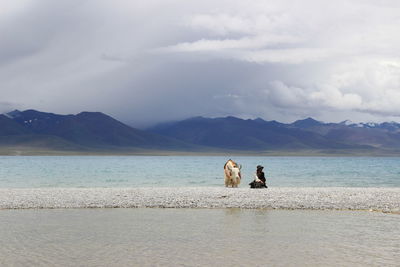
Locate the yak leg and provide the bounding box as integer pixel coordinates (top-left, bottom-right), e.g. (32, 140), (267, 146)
(224, 169), (231, 187)
(224, 177), (230, 187)
(233, 177), (240, 188)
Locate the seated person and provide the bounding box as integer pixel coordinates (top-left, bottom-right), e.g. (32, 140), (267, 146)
(249, 165), (268, 188)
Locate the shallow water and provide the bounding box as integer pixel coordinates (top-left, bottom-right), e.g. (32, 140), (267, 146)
(0, 209), (398, 267)
(1, 156), (400, 188)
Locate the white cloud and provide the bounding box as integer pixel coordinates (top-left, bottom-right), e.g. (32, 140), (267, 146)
(160, 0), (400, 66)
(163, 34), (301, 53)
(186, 13), (292, 36)
(310, 86), (363, 110)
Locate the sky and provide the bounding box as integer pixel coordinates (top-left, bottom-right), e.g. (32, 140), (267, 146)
(1, 0), (400, 128)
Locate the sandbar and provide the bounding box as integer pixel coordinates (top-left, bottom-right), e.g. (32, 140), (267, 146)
(1, 187), (399, 213)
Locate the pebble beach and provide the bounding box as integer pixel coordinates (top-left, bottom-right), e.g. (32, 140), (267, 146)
(1, 187), (399, 213)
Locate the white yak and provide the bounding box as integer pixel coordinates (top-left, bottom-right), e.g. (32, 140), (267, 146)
(224, 159), (242, 187)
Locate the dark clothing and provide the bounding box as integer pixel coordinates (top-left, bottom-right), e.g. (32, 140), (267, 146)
(249, 181), (265, 188)
(257, 171), (266, 184)
(249, 170), (268, 188)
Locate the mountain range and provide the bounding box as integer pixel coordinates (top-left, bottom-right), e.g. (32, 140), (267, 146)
(1, 109), (400, 155)
(0, 110), (196, 153)
(148, 116), (400, 152)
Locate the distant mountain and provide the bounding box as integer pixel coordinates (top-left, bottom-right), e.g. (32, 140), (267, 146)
(148, 116), (365, 150)
(295, 120), (400, 148)
(0, 114), (31, 136)
(148, 116), (400, 151)
(335, 119), (400, 132)
(3, 110), (400, 154)
(0, 109), (197, 152)
(290, 117), (324, 128)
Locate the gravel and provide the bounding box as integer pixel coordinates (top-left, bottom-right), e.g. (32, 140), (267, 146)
(0, 187), (399, 213)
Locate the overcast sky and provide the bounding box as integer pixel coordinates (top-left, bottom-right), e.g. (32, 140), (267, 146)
(1, 0), (400, 127)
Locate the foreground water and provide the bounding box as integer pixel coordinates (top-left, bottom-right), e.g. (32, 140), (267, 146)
(0, 208), (398, 267)
(1, 156), (400, 188)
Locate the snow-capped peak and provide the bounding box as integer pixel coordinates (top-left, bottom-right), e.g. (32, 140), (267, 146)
(340, 120), (354, 126)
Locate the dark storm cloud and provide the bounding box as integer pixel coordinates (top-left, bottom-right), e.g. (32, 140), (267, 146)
(1, 0), (400, 127)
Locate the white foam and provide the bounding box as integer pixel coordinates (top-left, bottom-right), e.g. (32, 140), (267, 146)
(0, 187), (399, 213)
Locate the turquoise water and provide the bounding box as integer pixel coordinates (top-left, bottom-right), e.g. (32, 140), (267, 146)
(0, 156), (399, 188)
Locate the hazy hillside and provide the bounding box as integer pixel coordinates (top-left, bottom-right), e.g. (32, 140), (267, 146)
(288, 118), (400, 148)
(149, 116), (366, 150)
(149, 116), (400, 151)
(0, 115), (32, 136)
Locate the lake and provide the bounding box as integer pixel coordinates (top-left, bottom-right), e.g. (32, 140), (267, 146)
(0, 156), (399, 188)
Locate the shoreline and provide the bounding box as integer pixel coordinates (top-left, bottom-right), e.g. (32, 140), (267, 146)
(1, 187), (399, 213)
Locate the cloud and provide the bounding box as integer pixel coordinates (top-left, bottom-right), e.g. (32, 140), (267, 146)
(0, 101), (17, 113)
(1, 0), (400, 127)
(186, 12), (295, 36)
(261, 58), (400, 119)
(310, 86), (363, 110)
(266, 81), (310, 109)
(162, 34), (301, 53)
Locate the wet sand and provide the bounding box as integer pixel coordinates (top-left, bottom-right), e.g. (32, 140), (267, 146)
(1, 187), (399, 213)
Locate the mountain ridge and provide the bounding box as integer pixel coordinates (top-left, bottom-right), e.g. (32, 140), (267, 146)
(148, 115), (400, 151)
(0, 109), (199, 152)
(2, 110), (400, 154)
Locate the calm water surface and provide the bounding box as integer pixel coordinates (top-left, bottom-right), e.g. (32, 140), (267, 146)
(0, 208), (399, 267)
(0, 156), (399, 188)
